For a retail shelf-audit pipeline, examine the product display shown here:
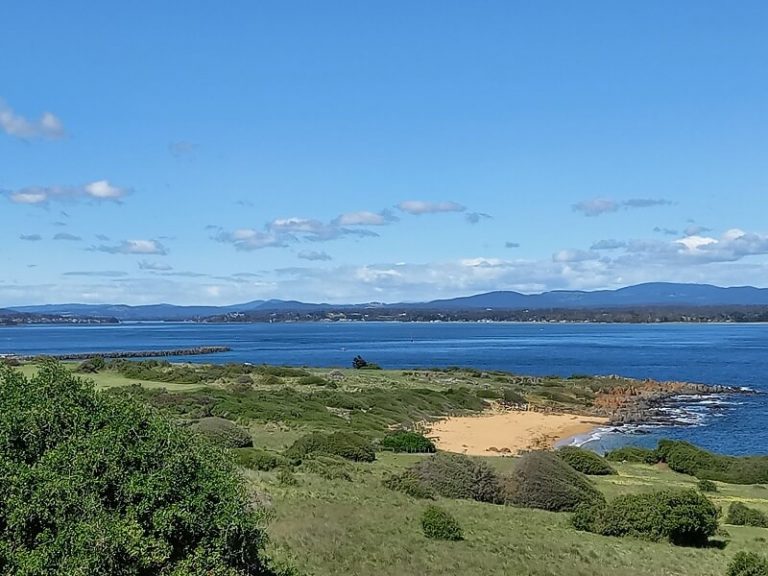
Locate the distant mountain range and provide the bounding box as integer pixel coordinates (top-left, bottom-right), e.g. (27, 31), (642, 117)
(8, 283), (768, 321)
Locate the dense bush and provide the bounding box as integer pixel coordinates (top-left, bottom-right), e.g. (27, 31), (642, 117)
(379, 431), (436, 453)
(76, 355), (106, 373)
(233, 447), (289, 471)
(191, 416), (254, 448)
(297, 454), (354, 481)
(557, 446), (616, 475)
(604, 446), (660, 464)
(296, 375), (336, 387)
(506, 451), (605, 511)
(726, 502), (768, 527)
(656, 440), (768, 484)
(0, 361), (275, 575)
(285, 431), (376, 462)
(698, 479), (719, 492)
(421, 505), (464, 541)
(392, 453), (505, 504)
(383, 472), (435, 499)
(727, 552), (768, 576)
(573, 489), (719, 546)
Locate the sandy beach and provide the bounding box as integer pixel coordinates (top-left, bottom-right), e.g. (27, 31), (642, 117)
(425, 410), (609, 456)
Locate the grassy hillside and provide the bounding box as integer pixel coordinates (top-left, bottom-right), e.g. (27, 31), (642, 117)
(10, 359), (767, 575)
(252, 455), (768, 576)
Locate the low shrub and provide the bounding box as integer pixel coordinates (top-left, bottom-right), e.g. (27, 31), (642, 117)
(395, 453), (505, 504)
(557, 446), (616, 475)
(727, 551), (768, 576)
(75, 356), (106, 373)
(190, 416), (253, 448)
(285, 431), (376, 462)
(277, 467), (298, 486)
(383, 472), (435, 499)
(233, 447), (288, 471)
(698, 479), (718, 492)
(657, 440), (768, 484)
(298, 454), (354, 481)
(726, 502), (768, 528)
(501, 388), (526, 405)
(506, 451), (605, 512)
(379, 431), (436, 453)
(604, 446), (660, 464)
(421, 505), (463, 541)
(296, 375), (336, 388)
(573, 489), (719, 547)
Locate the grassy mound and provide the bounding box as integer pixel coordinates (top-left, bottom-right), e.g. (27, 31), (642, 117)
(604, 446), (660, 464)
(657, 440), (768, 484)
(505, 451), (605, 512)
(233, 447), (289, 471)
(573, 489), (719, 547)
(727, 552), (768, 576)
(387, 453), (505, 504)
(726, 502), (768, 527)
(421, 505), (463, 541)
(190, 416), (253, 448)
(557, 446), (616, 475)
(286, 431), (376, 462)
(379, 431), (436, 453)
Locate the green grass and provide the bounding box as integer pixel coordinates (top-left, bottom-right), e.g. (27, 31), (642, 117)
(16, 362), (206, 391)
(252, 455), (768, 576)
(14, 360), (768, 575)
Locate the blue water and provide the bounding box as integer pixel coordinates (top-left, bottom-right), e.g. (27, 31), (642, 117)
(2, 322), (767, 455)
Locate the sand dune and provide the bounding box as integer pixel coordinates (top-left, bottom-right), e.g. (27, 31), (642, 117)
(425, 411), (609, 456)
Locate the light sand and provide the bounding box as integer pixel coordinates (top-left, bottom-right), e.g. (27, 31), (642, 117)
(425, 411), (609, 456)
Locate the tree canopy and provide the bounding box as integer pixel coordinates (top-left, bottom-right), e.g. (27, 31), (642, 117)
(0, 361), (276, 575)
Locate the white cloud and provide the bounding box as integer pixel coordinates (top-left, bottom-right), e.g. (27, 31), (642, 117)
(591, 239), (627, 250)
(298, 250), (332, 261)
(2, 180), (130, 205)
(92, 239), (168, 255)
(573, 197), (672, 217)
(53, 232), (82, 241)
(572, 198), (619, 217)
(397, 200), (466, 215)
(334, 210), (397, 226)
(0, 98), (65, 139)
(138, 260), (173, 271)
(465, 212), (492, 224)
(553, 250), (601, 263)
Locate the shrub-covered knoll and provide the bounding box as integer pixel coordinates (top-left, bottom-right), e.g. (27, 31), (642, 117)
(557, 446), (616, 475)
(726, 502), (768, 527)
(383, 472), (436, 499)
(421, 505), (463, 541)
(0, 362), (275, 575)
(399, 453), (506, 504)
(191, 416), (254, 448)
(506, 451), (605, 512)
(727, 551), (768, 576)
(573, 489), (719, 547)
(604, 446), (660, 464)
(657, 440), (768, 484)
(286, 431), (376, 462)
(234, 447), (289, 471)
(379, 431), (436, 453)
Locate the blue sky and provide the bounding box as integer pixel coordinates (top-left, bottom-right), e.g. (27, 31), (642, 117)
(1, 1), (767, 305)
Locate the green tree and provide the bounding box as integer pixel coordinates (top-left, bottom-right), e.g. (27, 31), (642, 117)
(0, 361), (276, 575)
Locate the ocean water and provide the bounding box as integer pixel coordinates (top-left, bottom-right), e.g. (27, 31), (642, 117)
(2, 322), (766, 455)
